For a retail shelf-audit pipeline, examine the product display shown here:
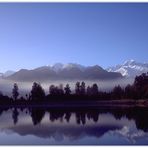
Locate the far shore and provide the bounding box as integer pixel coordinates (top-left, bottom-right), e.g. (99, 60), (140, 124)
(0, 99), (148, 108)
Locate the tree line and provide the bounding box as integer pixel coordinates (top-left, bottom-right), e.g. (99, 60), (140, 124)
(0, 72), (148, 104)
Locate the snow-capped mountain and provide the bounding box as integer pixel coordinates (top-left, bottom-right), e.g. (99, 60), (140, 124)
(50, 63), (86, 72)
(51, 63), (64, 72)
(62, 63), (86, 71)
(2, 60), (148, 81)
(107, 60), (148, 77)
(6, 63), (122, 81)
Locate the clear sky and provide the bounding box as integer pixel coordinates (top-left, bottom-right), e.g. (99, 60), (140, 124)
(0, 3), (148, 72)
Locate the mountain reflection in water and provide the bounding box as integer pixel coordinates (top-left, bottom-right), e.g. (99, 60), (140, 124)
(0, 106), (148, 145)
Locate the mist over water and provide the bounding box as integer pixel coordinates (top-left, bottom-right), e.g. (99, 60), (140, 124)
(0, 78), (134, 96)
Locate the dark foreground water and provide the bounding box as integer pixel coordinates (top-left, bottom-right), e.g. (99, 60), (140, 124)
(0, 106), (148, 145)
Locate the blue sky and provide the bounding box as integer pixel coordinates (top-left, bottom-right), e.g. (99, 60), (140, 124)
(0, 3), (148, 72)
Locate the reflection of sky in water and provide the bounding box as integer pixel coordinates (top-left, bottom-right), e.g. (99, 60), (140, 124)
(108, 126), (148, 145)
(0, 108), (147, 145)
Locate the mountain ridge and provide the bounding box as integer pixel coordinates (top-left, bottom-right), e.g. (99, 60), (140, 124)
(107, 59), (148, 77)
(6, 63), (122, 82)
(2, 60), (148, 81)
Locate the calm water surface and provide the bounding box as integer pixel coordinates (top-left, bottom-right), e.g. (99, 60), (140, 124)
(0, 106), (147, 145)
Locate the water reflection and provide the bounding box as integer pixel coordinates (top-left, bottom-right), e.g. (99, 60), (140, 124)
(0, 106), (146, 132)
(12, 108), (19, 125)
(0, 106), (147, 144)
(30, 108), (45, 125)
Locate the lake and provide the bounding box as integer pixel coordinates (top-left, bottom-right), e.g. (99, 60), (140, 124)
(0, 106), (147, 145)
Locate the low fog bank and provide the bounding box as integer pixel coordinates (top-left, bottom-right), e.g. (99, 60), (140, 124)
(0, 78), (134, 97)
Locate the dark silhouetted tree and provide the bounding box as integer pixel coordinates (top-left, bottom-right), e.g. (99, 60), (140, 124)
(80, 81), (86, 95)
(124, 84), (133, 99)
(49, 84), (64, 95)
(58, 84), (64, 95)
(31, 82), (45, 100)
(86, 86), (91, 95)
(113, 85), (124, 99)
(12, 83), (19, 101)
(64, 84), (71, 95)
(91, 83), (99, 95)
(49, 85), (56, 95)
(133, 73), (148, 99)
(75, 82), (81, 95)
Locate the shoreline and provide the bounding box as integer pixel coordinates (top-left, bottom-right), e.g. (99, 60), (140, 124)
(0, 99), (148, 108)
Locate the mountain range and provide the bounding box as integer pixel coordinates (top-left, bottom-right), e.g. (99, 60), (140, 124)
(1, 60), (147, 82)
(107, 59), (148, 77)
(6, 63), (122, 81)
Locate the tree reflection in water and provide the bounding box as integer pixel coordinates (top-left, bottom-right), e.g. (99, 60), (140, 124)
(30, 108), (45, 125)
(0, 106), (145, 132)
(12, 108), (19, 125)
